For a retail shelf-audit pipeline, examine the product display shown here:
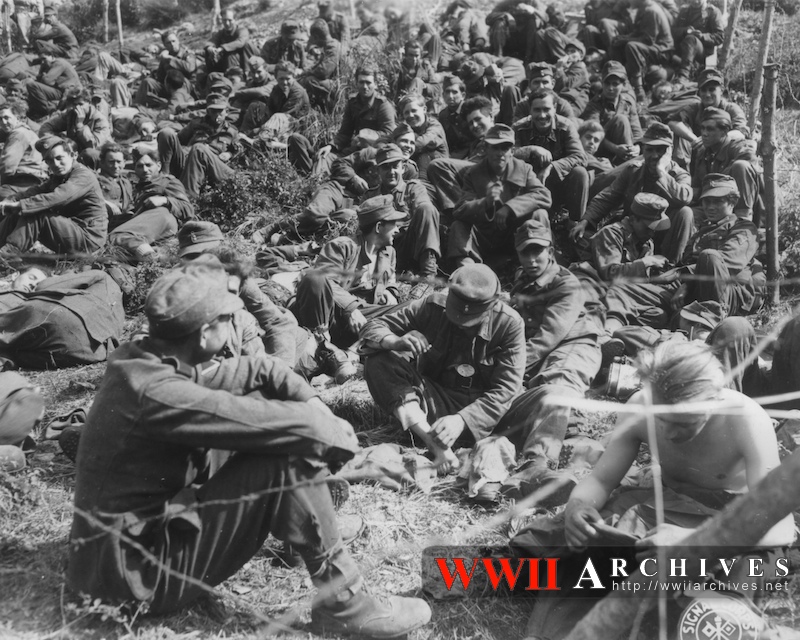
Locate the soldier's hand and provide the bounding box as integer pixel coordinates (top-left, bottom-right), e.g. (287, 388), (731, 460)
(347, 308), (367, 333)
(537, 165), (552, 185)
(317, 145), (333, 160)
(398, 330), (430, 357)
(570, 219), (589, 240)
(486, 182), (503, 205)
(529, 145), (552, 166)
(105, 200), (122, 217)
(351, 175), (369, 194)
(494, 205), (512, 231)
(431, 414), (465, 448)
(565, 500), (603, 549)
(144, 195), (168, 209)
(219, 151), (232, 162)
(642, 254), (669, 269)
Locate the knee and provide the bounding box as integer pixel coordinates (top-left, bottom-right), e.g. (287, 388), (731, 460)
(296, 270), (329, 296)
(189, 143), (214, 159)
(673, 205), (694, 227)
(713, 317), (755, 344)
(729, 160), (756, 182)
(697, 248), (724, 272)
(568, 165), (589, 187)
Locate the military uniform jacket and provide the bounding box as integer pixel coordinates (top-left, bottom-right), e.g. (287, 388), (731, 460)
(37, 57), (81, 90)
(691, 137), (761, 205)
(514, 114), (587, 180)
(178, 115), (239, 155)
(32, 21), (80, 58)
(455, 156), (552, 224)
(333, 93), (396, 153)
(411, 118), (449, 179)
(16, 163), (107, 246)
(39, 105), (113, 150)
(583, 159), (691, 227)
(132, 174), (194, 222)
(0, 124), (46, 182)
(68, 342), (358, 603)
(437, 104), (472, 159)
(672, 3), (724, 51)
(511, 260), (599, 376)
(361, 293), (525, 439)
(668, 97), (748, 137)
(581, 92), (643, 141)
(156, 46), (199, 82)
(591, 217), (654, 281)
(98, 173), (134, 215)
(682, 213), (758, 275)
(627, 1), (673, 50)
(268, 82), (310, 119)
(261, 36), (307, 69)
(314, 236), (398, 312)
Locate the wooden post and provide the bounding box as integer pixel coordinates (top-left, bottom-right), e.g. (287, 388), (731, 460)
(116, 0), (123, 51)
(211, 0), (221, 33)
(103, 0), (109, 44)
(565, 446), (800, 639)
(763, 63), (780, 305)
(747, 0), (776, 134)
(718, 0), (742, 71)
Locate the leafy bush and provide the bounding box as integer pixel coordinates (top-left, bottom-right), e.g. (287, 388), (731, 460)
(195, 150), (322, 233)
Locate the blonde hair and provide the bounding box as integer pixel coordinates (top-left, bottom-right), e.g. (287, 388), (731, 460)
(636, 341), (725, 404)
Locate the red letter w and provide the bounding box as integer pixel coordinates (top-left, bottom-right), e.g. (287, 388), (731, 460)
(482, 558), (526, 590)
(436, 558), (480, 590)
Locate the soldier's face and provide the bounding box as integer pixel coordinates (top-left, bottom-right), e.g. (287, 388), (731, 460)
(465, 108), (492, 139)
(530, 97), (555, 129)
(44, 145), (75, 177)
(700, 121), (726, 148)
(0, 108), (19, 133)
(200, 314), (232, 358)
(222, 13), (235, 31)
(518, 243), (552, 279)
(602, 77), (624, 100)
(486, 143), (512, 175)
(379, 160), (403, 188)
(357, 74), (376, 99)
(699, 83), (723, 107)
(395, 133), (415, 158)
(12, 268), (47, 293)
(135, 154), (161, 181)
(403, 47), (421, 67)
(643, 144), (670, 172)
(277, 71), (294, 92)
(701, 195), (735, 223)
(403, 101), (426, 129)
(529, 76), (554, 92)
(443, 84), (464, 108)
(164, 33), (180, 54)
(101, 151), (125, 178)
(580, 130), (604, 155)
(207, 106), (227, 126)
(376, 219), (401, 246)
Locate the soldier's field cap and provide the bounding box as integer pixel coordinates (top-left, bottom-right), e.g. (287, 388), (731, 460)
(145, 257), (243, 339)
(631, 192), (671, 231)
(515, 218), (552, 251)
(603, 60), (627, 82)
(446, 264), (500, 327)
(35, 134), (67, 155)
(528, 61), (553, 79)
(680, 300), (725, 330)
(6, 78), (25, 93)
(698, 68), (725, 89)
(376, 143), (405, 165)
(484, 124), (514, 146)
(178, 220), (225, 257)
(282, 19), (301, 31)
(700, 173), (739, 199)
(700, 106), (732, 127)
(640, 122), (673, 147)
(357, 194), (406, 227)
(565, 38), (586, 56)
(206, 93), (229, 110)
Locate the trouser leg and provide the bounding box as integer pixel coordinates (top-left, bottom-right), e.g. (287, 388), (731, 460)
(727, 159), (760, 219)
(1, 213), (99, 254)
(706, 317), (760, 395)
(181, 143), (235, 197)
(288, 133), (315, 175)
(290, 270), (336, 332)
(547, 166), (589, 221)
(26, 80), (62, 118)
(655, 205), (694, 263)
(240, 101), (269, 133)
(395, 201), (441, 269)
(603, 113), (633, 147)
(677, 35), (705, 78)
(157, 129), (187, 178)
(291, 181), (346, 237)
(426, 158), (474, 212)
(149, 454), (356, 613)
(109, 208), (178, 251)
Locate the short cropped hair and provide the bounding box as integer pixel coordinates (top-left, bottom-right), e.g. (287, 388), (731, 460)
(636, 341), (725, 405)
(461, 95), (492, 118)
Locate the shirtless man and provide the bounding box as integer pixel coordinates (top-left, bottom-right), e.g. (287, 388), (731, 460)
(514, 340), (795, 640)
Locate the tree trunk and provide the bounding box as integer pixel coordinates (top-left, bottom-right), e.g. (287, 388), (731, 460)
(747, 0), (777, 134)
(211, 0), (221, 33)
(116, 0), (124, 50)
(103, 0), (109, 44)
(718, 0), (743, 71)
(564, 447), (800, 640)
(762, 63), (780, 305)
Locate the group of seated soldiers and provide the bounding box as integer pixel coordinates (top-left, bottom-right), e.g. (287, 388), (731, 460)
(0, 1), (792, 638)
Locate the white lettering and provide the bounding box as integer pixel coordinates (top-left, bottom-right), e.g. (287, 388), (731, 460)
(573, 559), (605, 589)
